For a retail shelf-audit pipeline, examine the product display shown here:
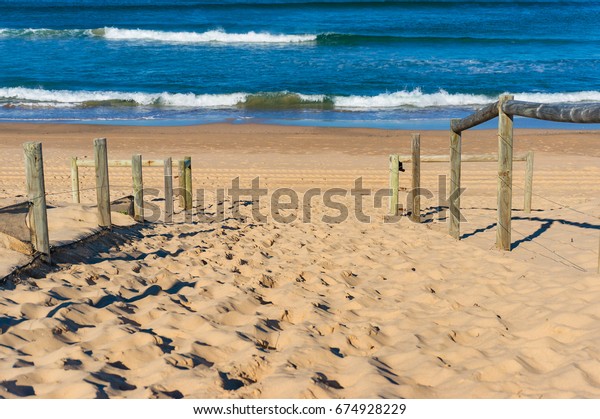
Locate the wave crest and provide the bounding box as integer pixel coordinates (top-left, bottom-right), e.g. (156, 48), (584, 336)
(2, 87), (599, 111)
(0, 27), (316, 44)
(91, 27), (316, 44)
(1, 27), (588, 45)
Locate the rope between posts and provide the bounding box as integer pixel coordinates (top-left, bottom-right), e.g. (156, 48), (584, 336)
(511, 226), (588, 272)
(25, 184), (137, 202)
(512, 181), (600, 221)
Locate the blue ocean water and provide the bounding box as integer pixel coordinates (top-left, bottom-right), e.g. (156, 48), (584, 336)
(0, 0), (599, 128)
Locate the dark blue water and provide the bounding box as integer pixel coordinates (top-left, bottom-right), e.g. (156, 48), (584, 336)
(0, 0), (599, 128)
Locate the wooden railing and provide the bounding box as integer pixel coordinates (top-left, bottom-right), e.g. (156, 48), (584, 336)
(71, 150), (193, 223)
(16, 139), (193, 263)
(389, 149), (534, 220)
(449, 95), (600, 252)
(450, 101), (499, 133)
(502, 101), (600, 123)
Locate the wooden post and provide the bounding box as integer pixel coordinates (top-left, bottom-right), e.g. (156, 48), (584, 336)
(184, 156), (192, 211)
(164, 157), (173, 224)
(524, 151), (534, 213)
(71, 157), (80, 204)
(449, 122), (462, 239)
(23, 142), (51, 263)
(178, 159), (185, 208)
(389, 154), (399, 216)
(94, 138), (111, 229)
(132, 154), (144, 222)
(497, 94), (514, 251)
(410, 133), (421, 223)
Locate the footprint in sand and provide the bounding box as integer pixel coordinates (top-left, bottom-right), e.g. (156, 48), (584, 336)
(340, 270), (360, 286)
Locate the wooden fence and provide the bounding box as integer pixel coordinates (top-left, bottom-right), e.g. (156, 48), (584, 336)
(19, 138), (193, 263)
(449, 95), (600, 255)
(71, 147), (193, 222)
(389, 134), (534, 224)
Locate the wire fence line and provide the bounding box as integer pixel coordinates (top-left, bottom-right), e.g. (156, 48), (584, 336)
(512, 181), (600, 222)
(5, 173), (600, 222)
(511, 226), (588, 272)
(1, 184), (140, 204)
(511, 195), (597, 271)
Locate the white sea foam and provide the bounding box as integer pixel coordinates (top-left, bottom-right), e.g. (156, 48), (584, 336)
(92, 27), (316, 44)
(511, 91), (600, 103)
(0, 27), (317, 44)
(1, 87), (599, 110)
(0, 87), (246, 108)
(334, 89), (600, 109)
(156, 92), (247, 107)
(333, 89), (493, 109)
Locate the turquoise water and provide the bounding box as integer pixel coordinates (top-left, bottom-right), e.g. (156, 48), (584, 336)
(0, 0), (599, 128)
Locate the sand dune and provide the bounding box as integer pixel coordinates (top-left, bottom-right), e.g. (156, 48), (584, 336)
(0, 124), (599, 398)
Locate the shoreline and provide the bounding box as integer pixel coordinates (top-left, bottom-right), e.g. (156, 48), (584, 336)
(2, 116), (600, 132)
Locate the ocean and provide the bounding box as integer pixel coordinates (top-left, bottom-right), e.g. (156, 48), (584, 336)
(0, 0), (599, 129)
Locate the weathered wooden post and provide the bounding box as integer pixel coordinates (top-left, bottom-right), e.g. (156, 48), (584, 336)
(178, 159), (185, 208)
(184, 156), (192, 211)
(164, 157), (173, 224)
(449, 120), (462, 239)
(132, 154), (144, 222)
(410, 133), (421, 223)
(389, 154), (399, 216)
(94, 138), (111, 229)
(71, 157), (80, 204)
(23, 142), (51, 263)
(524, 151), (534, 213)
(497, 94), (514, 250)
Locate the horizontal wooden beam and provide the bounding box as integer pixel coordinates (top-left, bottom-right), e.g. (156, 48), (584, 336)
(76, 159), (180, 168)
(396, 153), (529, 163)
(450, 101), (499, 133)
(502, 100), (600, 123)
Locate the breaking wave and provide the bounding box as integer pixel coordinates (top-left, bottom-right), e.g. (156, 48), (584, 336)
(2, 87), (599, 111)
(0, 27), (316, 44)
(1, 27), (588, 45)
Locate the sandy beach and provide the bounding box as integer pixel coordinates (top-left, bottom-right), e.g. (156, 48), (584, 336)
(1, 123), (600, 398)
